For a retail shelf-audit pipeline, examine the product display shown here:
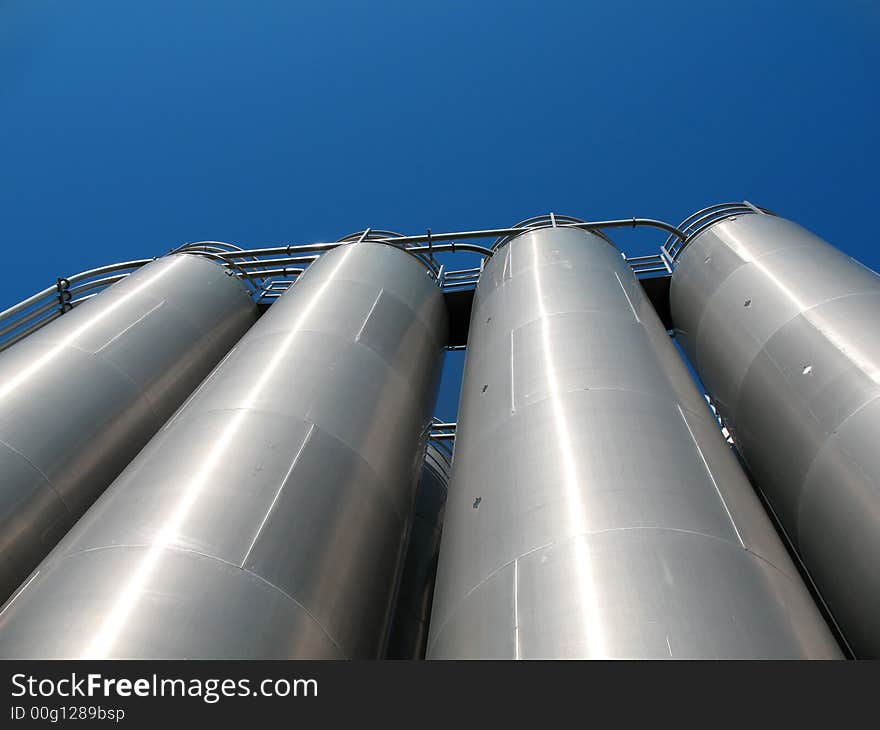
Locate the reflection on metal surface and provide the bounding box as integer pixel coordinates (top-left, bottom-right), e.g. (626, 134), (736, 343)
(0, 254), (256, 603)
(0, 202), (867, 660)
(670, 212), (880, 657)
(427, 224), (840, 659)
(0, 242), (447, 659)
(528, 238), (605, 658)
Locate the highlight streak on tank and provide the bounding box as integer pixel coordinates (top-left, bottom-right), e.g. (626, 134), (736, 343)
(670, 211), (880, 657)
(0, 253), (256, 603)
(0, 241), (447, 659)
(427, 223), (841, 659)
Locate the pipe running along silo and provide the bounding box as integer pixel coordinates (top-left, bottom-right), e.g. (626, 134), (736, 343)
(0, 253), (256, 604)
(427, 219), (841, 659)
(670, 206), (880, 657)
(386, 441), (451, 659)
(0, 240), (448, 659)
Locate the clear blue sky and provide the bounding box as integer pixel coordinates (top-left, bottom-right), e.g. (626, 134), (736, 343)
(2, 1), (878, 421)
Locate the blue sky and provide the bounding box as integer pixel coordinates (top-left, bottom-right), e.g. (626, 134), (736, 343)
(2, 1), (878, 420)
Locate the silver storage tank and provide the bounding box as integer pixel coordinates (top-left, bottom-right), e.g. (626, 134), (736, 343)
(0, 241), (448, 659)
(427, 222), (841, 659)
(0, 253), (256, 603)
(670, 209), (880, 657)
(386, 441), (451, 659)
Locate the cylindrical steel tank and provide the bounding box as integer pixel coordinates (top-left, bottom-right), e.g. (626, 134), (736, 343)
(0, 241), (448, 659)
(670, 209), (880, 657)
(0, 253), (256, 603)
(427, 222), (841, 659)
(386, 441), (451, 659)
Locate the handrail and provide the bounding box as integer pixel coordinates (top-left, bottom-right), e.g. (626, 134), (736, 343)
(0, 209), (701, 352)
(662, 201), (775, 262)
(429, 418), (456, 459)
(336, 229), (443, 279)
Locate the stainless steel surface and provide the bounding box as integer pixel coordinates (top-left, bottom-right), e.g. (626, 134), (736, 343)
(387, 442), (451, 659)
(662, 202), (775, 262)
(0, 253), (256, 603)
(0, 259), (155, 353)
(670, 212), (880, 657)
(428, 225), (840, 659)
(0, 241), (447, 659)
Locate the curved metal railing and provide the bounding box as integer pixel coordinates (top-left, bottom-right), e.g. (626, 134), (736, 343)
(662, 201), (775, 261)
(170, 242), (272, 293)
(0, 210), (695, 352)
(492, 213), (615, 251)
(336, 229), (444, 279)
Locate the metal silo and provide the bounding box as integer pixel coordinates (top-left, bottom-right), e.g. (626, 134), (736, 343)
(387, 440), (451, 659)
(670, 206), (880, 657)
(0, 253), (256, 603)
(427, 220), (840, 659)
(0, 240), (448, 659)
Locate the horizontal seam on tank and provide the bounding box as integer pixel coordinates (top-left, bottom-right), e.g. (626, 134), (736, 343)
(720, 290), (880, 474)
(429, 525), (784, 650)
(464, 381), (713, 420)
(453, 400), (722, 458)
(142, 299), (233, 368)
(89, 292), (253, 419)
(159, 345), (242, 432)
(54, 273), (251, 423)
(673, 242), (817, 339)
(747, 288), (880, 384)
(239, 310), (443, 366)
(0, 435), (74, 518)
(466, 323), (718, 425)
(272, 275), (447, 352)
(92, 300), (167, 355)
(479, 273), (620, 303)
(50, 274), (215, 361)
(46, 341), (164, 425)
(24, 260), (251, 442)
(473, 307), (640, 340)
(489, 257), (620, 282)
(356, 332), (444, 401)
(752, 289), (877, 361)
(794, 391), (880, 545)
(241, 306), (446, 373)
(144, 406), (409, 525)
(680, 239), (817, 275)
(465, 312), (649, 368)
(49, 542), (348, 657)
(683, 218), (820, 250)
(694, 272), (878, 399)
